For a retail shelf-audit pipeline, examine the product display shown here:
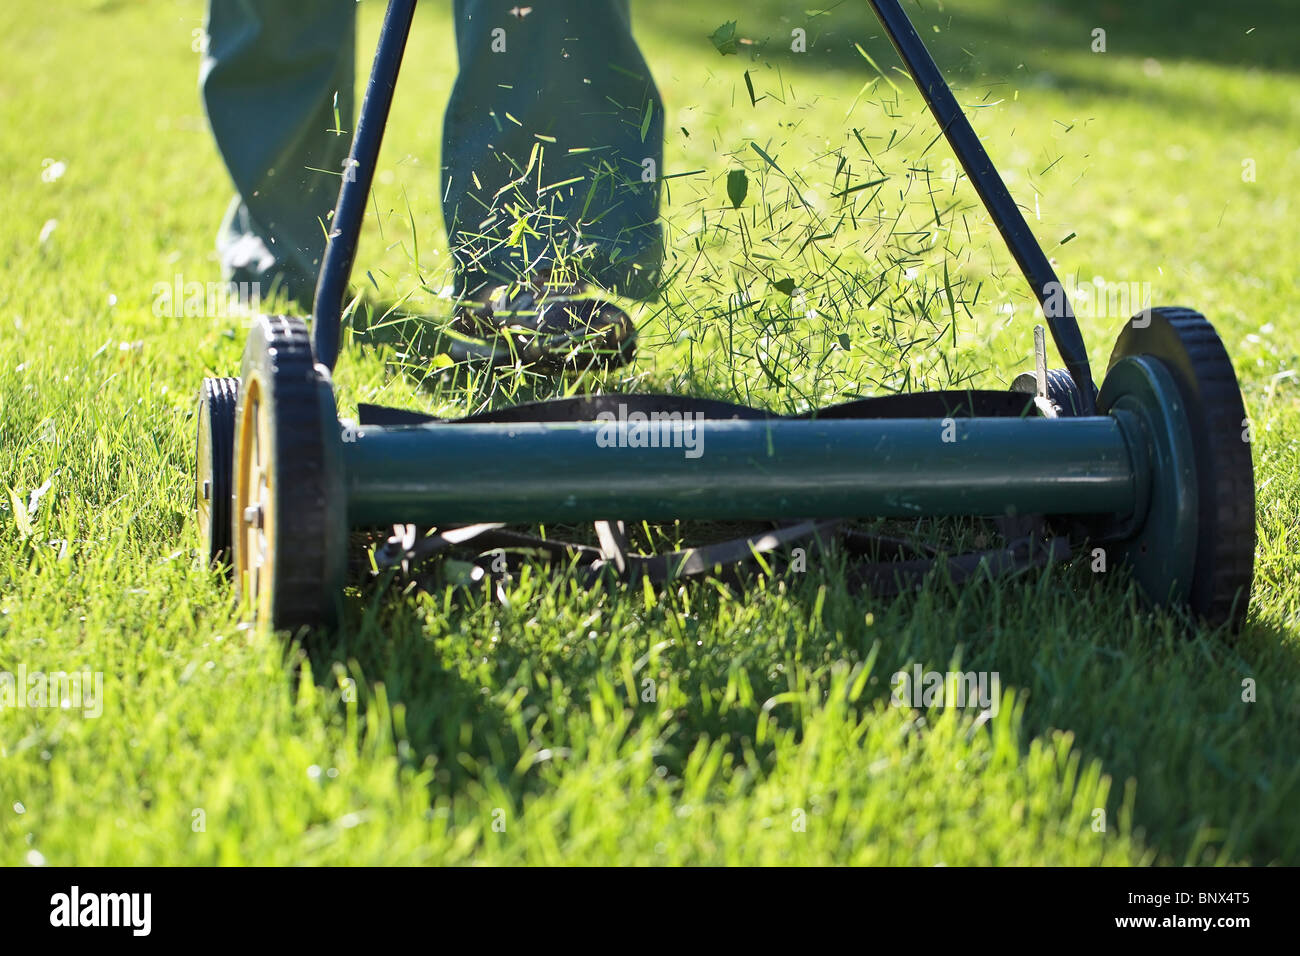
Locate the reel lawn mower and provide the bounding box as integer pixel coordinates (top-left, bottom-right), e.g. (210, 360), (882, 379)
(192, 0), (1255, 632)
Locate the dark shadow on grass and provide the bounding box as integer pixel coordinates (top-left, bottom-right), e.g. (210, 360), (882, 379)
(297, 504), (1300, 865)
(635, 0), (1299, 138)
(642, 0), (1299, 86)
(297, 519), (1010, 814)
(298, 584), (519, 798)
(785, 556), (1300, 865)
(838, 562), (1300, 865)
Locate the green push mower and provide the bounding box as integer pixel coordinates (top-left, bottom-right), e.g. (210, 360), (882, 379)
(192, 0), (1255, 632)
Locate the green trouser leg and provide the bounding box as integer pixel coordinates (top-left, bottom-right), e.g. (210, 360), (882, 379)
(201, 0), (356, 309)
(443, 1), (663, 300)
(202, 1), (662, 306)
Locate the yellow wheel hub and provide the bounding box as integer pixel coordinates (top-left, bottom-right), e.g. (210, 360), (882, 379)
(234, 375), (275, 623)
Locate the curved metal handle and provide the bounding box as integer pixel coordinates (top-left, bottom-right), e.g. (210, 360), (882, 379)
(312, 0), (419, 370)
(866, 0), (1097, 412)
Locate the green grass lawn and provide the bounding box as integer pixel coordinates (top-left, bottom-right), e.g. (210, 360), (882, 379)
(1, 0), (1297, 865)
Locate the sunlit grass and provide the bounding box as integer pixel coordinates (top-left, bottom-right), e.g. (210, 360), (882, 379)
(0, 0), (1297, 865)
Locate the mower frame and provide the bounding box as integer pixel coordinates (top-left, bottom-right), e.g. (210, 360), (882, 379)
(194, 0), (1255, 632)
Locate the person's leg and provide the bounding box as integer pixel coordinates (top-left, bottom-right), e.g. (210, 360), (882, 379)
(442, 0), (664, 302)
(201, 0), (356, 310)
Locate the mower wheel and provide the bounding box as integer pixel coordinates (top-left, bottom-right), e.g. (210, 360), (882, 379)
(1105, 307), (1255, 629)
(195, 376), (239, 569)
(1010, 368), (1093, 417)
(232, 315), (346, 631)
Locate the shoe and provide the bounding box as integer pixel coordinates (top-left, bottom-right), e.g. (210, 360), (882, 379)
(219, 232), (317, 312)
(447, 272), (636, 372)
(217, 201), (319, 313)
